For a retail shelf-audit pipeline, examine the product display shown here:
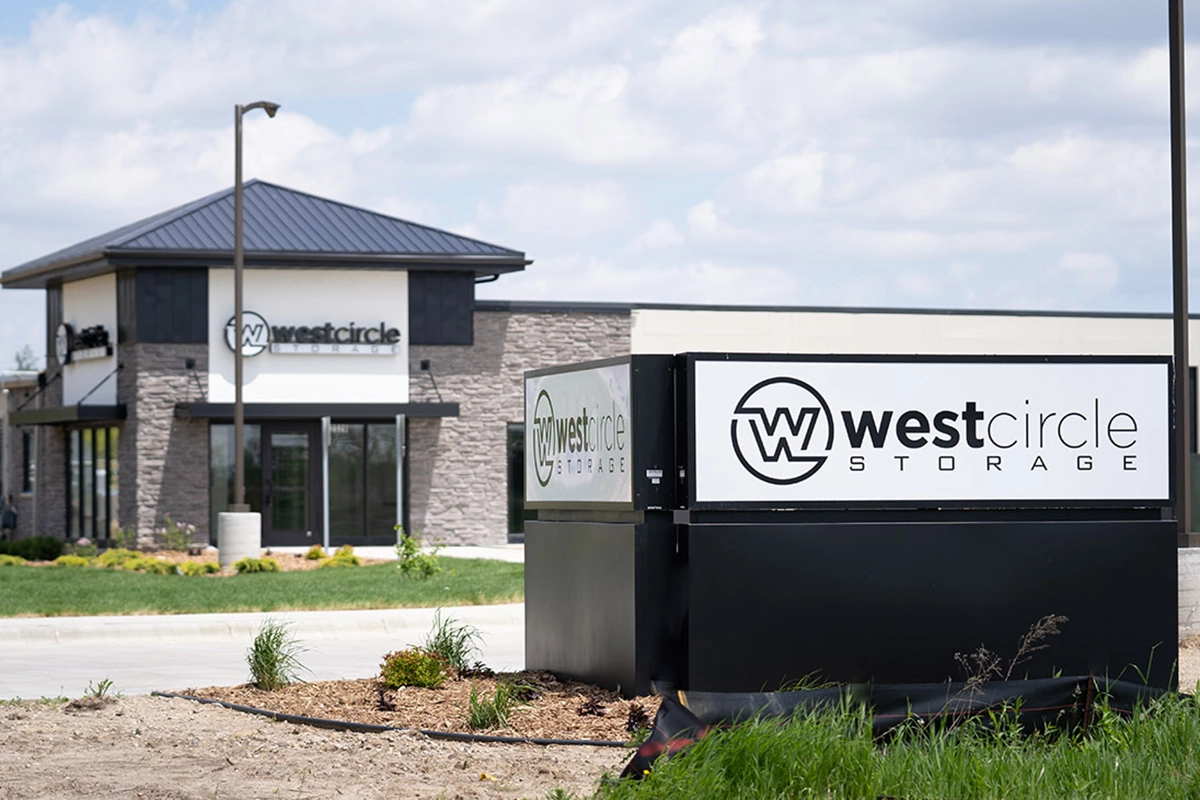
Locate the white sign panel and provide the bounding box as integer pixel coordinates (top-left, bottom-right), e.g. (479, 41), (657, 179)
(207, 269), (409, 404)
(61, 273), (118, 406)
(526, 362), (632, 505)
(693, 358), (1170, 505)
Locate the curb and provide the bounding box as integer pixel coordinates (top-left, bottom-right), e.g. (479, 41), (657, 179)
(1, 604), (525, 646)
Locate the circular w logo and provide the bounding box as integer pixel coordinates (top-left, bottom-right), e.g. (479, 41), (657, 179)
(731, 377), (834, 484)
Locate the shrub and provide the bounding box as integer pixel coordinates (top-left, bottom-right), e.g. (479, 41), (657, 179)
(424, 609), (481, 675)
(318, 544), (361, 568)
(156, 515), (197, 551)
(247, 618), (308, 690)
(52, 555), (93, 568)
(0, 536), (63, 562)
(66, 539), (98, 558)
(97, 548), (141, 569)
(179, 560), (219, 576)
(304, 544), (325, 560)
(395, 528), (441, 579)
(109, 525), (138, 549)
(0, 554), (26, 566)
(233, 557), (280, 574)
(380, 647), (449, 689)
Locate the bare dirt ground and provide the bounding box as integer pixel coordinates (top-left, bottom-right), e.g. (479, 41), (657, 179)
(0, 693), (634, 799)
(0, 671), (656, 799)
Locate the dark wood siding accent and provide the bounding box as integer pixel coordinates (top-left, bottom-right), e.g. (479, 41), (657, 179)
(45, 286), (62, 367)
(408, 271), (474, 345)
(117, 270), (137, 343)
(135, 268), (208, 343)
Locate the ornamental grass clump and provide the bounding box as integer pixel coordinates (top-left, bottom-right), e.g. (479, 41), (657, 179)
(318, 545), (361, 568)
(423, 609), (482, 675)
(123, 556), (175, 575)
(97, 548), (141, 569)
(179, 560), (219, 576)
(246, 618), (308, 690)
(465, 681), (527, 730)
(233, 556), (280, 573)
(380, 647), (449, 689)
(304, 544), (325, 560)
(52, 554), (93, 568)
(0, 554), (26, 566)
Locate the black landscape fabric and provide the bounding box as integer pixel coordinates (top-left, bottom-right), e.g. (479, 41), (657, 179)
(622, 677), (1167, 779)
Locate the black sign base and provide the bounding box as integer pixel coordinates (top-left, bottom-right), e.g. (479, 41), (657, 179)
(686, 519), (1177, 691)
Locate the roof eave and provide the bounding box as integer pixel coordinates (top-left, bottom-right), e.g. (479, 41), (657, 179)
(1, 254), (112, 289)
(1, 250), (530, 288)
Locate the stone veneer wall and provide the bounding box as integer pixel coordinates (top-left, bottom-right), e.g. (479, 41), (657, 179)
(117, 343), (209, 548)
(408, 307), (631, 546)
(32, 374), (67, 539)
(3, 383), (46, 539)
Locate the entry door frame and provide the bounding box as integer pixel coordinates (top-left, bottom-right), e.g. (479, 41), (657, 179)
(260, 420), (323, 547)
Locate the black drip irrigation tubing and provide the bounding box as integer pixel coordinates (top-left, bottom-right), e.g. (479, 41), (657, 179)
(152, 692), (628, 748)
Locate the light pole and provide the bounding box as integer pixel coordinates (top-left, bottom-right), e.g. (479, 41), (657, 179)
(1170, 1), (1190, 541)
(232, 100), (279, 511)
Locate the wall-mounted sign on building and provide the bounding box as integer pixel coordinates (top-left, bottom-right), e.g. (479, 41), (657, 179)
(224, 311), (401, 356)
(689, 355), (1171, 507)
(54, 323), (113, 365)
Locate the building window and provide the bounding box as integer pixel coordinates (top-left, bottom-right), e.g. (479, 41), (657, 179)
(329, 422), (397, 546)
(67, 427), (118, 540)
(21, 429), (35, 494)
(1191, 366), (1197, 454)
(209, 423), (263, 542)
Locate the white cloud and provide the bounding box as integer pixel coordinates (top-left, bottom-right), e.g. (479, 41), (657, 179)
(629, 219), (684, 251)
(403, 67), (727, 167)
(480, 181), (634, 239)
(1053, 251), (1120, 295)
(734, 151), (827, 216)
(0, 0), (1193, 364)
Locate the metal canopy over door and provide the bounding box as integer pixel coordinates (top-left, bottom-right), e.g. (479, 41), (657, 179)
(261, 421), (321, 546)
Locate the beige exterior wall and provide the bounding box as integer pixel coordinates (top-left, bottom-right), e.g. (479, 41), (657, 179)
(631, 308), (1200, 361)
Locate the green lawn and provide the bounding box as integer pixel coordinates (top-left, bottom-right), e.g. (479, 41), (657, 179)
(0, 558), (523, 617)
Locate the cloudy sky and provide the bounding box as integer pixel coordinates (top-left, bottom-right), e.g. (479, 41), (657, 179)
(0, 0), (1190, 368)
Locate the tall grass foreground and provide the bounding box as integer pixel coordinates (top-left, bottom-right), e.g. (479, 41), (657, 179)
(603, 692), (1200, 799)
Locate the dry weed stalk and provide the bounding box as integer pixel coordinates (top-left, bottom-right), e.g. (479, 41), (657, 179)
(1004, 613), (1069, 680)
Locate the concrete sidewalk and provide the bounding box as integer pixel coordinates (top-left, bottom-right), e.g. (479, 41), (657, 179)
(0, 545), (526, 701)
(0, 604), (526, 701)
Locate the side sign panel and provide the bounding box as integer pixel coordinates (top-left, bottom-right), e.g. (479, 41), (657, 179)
(693, 359), (1170, 504)
(526, 363), (632, 505)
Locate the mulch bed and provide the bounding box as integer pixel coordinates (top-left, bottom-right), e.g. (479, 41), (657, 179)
(181, 672), (660, 742)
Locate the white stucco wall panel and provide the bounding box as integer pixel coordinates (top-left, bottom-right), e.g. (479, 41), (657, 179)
(208, 269), (409, 404)
(61, 273), (118, 405)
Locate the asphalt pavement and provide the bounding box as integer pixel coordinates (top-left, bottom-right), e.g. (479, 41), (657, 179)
(0, 545), (525, 701)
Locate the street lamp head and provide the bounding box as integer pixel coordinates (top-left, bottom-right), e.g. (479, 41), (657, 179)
(240, 100), (281, 118)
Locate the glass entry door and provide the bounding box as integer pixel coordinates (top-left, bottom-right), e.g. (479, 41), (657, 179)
(262, 422), (321, 547)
